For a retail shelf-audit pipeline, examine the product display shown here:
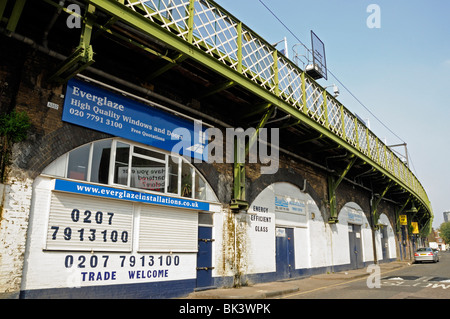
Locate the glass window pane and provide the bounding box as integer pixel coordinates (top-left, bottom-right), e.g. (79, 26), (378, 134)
(204, 184), (216, 202)
(198, 212), (213, 226)
(130, 156), (165, 192)
(167, 156), (179, 194)
(181, 161), (193, 198)
(133, 146), (165, 160)
(195, 173), (206, 200)
(114, 142), (130, 186)
(67, 144), (90, 181)
(90, 140), (111, 184)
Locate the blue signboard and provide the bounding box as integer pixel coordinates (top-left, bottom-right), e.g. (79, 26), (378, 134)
(63, 78), (207, 160)
(54, 179), (210, 211)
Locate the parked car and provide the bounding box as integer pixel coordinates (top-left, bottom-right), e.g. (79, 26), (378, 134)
(414, 247), (439, 263)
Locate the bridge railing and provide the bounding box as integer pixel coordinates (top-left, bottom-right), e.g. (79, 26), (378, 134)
(123, 0), (430, 211)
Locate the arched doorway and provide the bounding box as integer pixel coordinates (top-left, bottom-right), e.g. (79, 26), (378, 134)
(21, 138), (221, 298)
(335, 202), (373, 270)
(246, 182), (323, 281)
(376, 213), (397, 262)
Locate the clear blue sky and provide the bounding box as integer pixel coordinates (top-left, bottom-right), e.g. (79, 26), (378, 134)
(218, 0), (450, 228)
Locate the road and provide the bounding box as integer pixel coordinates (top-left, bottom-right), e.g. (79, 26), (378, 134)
(282, 251), (450, 299)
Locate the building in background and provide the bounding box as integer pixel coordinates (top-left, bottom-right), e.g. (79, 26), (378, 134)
(443, 211), (450, 223)
(428, 229), (447, 251)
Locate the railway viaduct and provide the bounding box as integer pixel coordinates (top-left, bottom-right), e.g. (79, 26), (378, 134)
(0, 0), (432, 298)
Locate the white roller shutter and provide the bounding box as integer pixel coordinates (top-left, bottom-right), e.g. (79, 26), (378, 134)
(139, 205), (198, 252)
(46, 192), (133, 251)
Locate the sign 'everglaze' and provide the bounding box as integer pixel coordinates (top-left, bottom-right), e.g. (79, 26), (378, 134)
(63, 78), (207, 161)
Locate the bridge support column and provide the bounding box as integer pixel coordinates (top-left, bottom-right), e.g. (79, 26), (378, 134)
(230, 106), (275, 212)
(371, 181), (393, 229)
(370, 181), (393, 263)
(395, 198), (410, 260)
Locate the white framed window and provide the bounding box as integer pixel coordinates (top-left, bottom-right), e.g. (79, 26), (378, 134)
(42, 138), (218, 202)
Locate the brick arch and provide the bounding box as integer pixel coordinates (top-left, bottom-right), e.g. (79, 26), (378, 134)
(335, 181), (371, 224)
(192, 162), (228, 204)
(14, 123), (112, 179)
(337, 201), (370, 224)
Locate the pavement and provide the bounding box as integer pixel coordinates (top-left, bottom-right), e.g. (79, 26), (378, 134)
(184, 261), (411, 299)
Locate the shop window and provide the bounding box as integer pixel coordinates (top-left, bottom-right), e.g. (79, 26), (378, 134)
(44, 138), (217, 202)
(181, 160), (193, 198)
(167, 156), (179, 194)
(90, 139), (111, 184)
(67, 144), (90, 181)
(130, 156), (165, 192)
(198, 212), (213, 226)
(114, 142), (130, 186)
(195, 171), (206, 200)
(134, 146), (165, 160)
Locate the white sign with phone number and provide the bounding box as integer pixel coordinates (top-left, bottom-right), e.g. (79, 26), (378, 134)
(46, 192), (133, 251)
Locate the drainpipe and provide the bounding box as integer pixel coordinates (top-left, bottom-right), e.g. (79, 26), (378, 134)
(301, 178), (307, 192)
(42, 0), (66, 49)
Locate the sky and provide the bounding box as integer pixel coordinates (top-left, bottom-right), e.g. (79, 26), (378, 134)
(217, 0), (450, 228)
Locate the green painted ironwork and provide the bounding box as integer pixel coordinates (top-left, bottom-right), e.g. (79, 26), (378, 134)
(6, 0), (26, 32)
(0, 0), (9, 25)
(49, 3), (95, 82)
(231, 106), (275, 211)
(79, 0), (431, 221)
(328, 155), (357, 223)
(372, 181), (394, 229)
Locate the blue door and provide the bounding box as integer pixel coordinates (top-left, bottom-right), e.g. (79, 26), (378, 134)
(276, 228), (295, 279)
(381, 227), (388, 262)
(348, 224), (363, 269)
(196, 226), (214, 289)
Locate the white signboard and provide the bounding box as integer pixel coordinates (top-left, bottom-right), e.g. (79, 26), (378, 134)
(347, 208), (363, 225)
(275, 194), (306, 215)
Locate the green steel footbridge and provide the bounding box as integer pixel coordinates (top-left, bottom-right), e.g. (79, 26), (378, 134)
(3, 0), (432, 234)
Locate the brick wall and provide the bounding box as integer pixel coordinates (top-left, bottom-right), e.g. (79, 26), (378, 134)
(0, 40), (111, 297)
(0, 178), (33, 298)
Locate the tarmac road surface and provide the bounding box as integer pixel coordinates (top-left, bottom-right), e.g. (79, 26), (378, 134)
(185, 252), (450, 300)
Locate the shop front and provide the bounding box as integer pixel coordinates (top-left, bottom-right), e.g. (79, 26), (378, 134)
(19, 76), (222, 298)
(21, 137), (221, 298)
(244, 182), (322, 282)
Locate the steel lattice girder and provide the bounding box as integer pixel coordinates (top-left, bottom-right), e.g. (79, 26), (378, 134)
(82, 0), (432, 219)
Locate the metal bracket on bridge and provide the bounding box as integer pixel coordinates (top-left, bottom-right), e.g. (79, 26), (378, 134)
(48, 4), (96, 83)
(231, 106), (275, 212)
(371, 181), (393, 230)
